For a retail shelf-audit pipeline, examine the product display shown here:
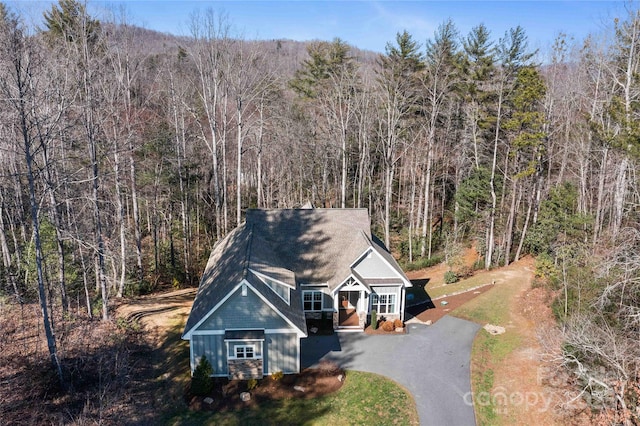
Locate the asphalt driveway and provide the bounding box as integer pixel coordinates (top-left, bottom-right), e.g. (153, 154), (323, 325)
(301, 315), (481, 426)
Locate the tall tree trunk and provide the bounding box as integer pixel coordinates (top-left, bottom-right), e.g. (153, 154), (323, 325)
(0, 195), (19, 300)
(593, 147), (609, 244)
(486, 87), (503, 269)
(115, 149), (127, 298)
(42, 147), (68, 313)
(236, 98), (243, 225)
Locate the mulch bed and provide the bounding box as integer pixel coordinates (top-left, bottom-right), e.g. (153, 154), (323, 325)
(364, 320), (407, 334)
(189, 361), (345, 412)
(408, 284), (494, 324)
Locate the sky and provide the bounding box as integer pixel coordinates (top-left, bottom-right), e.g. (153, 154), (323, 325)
(8, 1), (629, 55)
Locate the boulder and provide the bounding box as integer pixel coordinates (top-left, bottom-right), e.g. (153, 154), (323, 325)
(483, 324), (506, 335)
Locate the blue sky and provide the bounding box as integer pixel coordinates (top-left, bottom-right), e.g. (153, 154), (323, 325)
(9, 1), (627, 54)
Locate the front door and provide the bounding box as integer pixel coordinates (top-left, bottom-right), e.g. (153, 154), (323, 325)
(338, 291), (360, 326)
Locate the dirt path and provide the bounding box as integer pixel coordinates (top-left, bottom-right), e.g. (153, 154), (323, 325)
(490, 260), (559, 424)
(115, 288), (196, 343)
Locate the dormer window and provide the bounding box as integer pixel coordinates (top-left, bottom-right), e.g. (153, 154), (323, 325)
(302, 290), (323, 311)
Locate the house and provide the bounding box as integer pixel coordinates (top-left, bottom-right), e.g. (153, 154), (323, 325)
(182, 208), (412, 379)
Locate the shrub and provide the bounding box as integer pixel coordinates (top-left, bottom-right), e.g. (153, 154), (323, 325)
(393, 319), (403, 329)
(247, 378), (258, 391)
(534, 252), (561, 289)
(271, 371), (284, 381)
(191, 355), (214, 396)
(444, 270), (459, 284)
(382, 321), (394, 332)
(371, 310), (378, 330)
(473, 258), (485, 271)
(455, 265), (474, 279)
(403, 255), (444, 272)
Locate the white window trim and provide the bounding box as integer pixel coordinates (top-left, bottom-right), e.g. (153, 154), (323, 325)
(302, 290), (323, 312)
(234, 345), (255, 359)
(370, 293), (397, 314)
(227, 341), (264, 360)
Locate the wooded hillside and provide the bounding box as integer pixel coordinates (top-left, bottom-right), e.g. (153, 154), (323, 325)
(0, 1), (638, 423)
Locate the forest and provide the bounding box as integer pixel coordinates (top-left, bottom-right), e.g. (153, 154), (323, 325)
(0, 0), (638, 423)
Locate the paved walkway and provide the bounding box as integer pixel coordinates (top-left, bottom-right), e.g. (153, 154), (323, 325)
(301, 315), (480, 426)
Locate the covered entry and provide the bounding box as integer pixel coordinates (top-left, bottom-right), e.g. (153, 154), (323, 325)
(338, 290), (361, 327)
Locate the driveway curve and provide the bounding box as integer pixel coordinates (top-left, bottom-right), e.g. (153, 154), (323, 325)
(301, 315), (480, 426)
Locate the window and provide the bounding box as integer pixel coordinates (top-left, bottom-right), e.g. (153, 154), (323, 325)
(235, 345), (255, 359)
(303, 291), (323, 311)
(370, 293), (396, 314)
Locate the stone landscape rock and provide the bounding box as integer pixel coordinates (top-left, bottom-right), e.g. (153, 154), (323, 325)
(483, 324), (506, 335)
(240, 392), (251, 401)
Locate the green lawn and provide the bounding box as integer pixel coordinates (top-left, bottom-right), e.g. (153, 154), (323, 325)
(450, 279), (524, 426)
(427, 274), (494, 299)
(166, 370), (419, 425)
(159, 315), (418, 425)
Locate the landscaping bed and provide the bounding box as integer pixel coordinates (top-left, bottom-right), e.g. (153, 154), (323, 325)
(188, 362), (345, 412)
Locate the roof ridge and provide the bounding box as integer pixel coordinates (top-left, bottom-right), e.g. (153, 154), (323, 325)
(243, 224), (254, 279)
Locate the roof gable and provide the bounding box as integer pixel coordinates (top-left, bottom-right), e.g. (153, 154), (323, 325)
(196, 284), (290, 331)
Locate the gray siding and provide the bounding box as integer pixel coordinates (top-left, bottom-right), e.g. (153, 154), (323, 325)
(191, 334), (226, 376)
(264, 332), (299, 374)
(197, 287), (290, 331)
(354, 252), (397, 278)
(191, 332), (299, 376)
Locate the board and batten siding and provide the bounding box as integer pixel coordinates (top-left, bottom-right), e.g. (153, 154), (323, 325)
(197, 287), (290, 330)
(353, 251), (398, 278)
(191, 334), (226, 375)
(190, 332), (298, 377)
(263, 332), (299, 374)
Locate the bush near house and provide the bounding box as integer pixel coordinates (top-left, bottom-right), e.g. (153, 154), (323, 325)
(382, 321), (394, 332)
(191, 356), (214, 396)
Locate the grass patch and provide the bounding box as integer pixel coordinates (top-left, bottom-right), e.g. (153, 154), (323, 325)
(166, 370), (418, 425)
(451, 282), (523, 426)
(428, 274), (493, 300)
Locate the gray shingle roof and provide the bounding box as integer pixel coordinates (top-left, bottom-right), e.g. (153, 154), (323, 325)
(245, 209), (373, 287)
(183, 208), (409, 338)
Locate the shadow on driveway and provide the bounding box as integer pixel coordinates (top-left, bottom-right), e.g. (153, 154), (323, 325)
(301, 315), (480, 426)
